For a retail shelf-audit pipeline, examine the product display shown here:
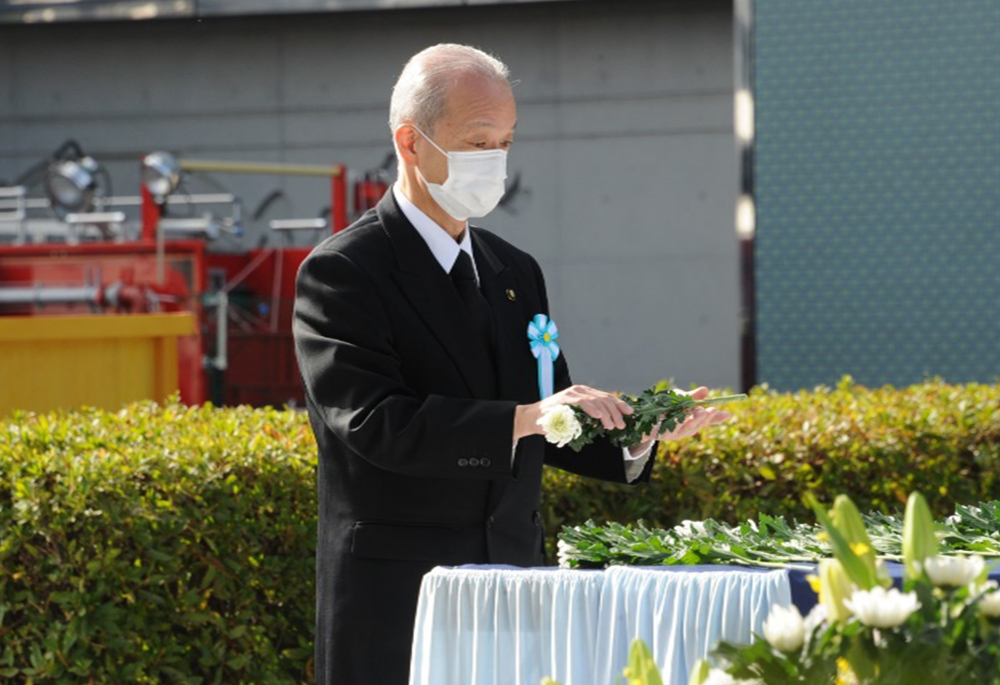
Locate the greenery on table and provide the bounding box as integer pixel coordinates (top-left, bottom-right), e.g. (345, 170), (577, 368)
(542, 377), (1000, 558)
(557, 499), (1000, 568)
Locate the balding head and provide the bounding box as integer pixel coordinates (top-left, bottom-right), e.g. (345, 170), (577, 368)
(389, 44), (512, 136)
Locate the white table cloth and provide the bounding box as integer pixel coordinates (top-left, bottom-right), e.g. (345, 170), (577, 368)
(409, 565), (791, 685)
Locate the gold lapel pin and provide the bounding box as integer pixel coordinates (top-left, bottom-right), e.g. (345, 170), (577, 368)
(506, 288), (517, 302)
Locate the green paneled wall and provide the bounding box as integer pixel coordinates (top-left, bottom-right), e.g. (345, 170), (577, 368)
(754, 0), (1000, 390)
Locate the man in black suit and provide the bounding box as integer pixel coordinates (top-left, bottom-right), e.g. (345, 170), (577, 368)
(293, 43), (730, 685)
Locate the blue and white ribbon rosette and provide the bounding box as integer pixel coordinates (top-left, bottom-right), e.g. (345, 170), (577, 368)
(528, 313), (560, 399)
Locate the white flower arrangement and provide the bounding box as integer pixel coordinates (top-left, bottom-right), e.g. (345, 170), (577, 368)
(690, 492), (1000, 685)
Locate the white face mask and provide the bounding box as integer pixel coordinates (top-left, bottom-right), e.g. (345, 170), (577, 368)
(410, 125), (508, 221)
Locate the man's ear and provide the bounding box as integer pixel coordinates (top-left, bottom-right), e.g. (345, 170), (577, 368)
(393, 125), (419, 168)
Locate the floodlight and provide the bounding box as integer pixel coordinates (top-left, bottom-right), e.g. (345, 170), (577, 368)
(44, 156), (100, 217)
(141, 151), (181, 202)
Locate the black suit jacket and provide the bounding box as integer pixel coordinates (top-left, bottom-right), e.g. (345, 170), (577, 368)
(293, 191), (655, 685)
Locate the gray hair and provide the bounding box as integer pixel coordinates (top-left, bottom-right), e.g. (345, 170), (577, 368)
(389, 44), (511, 135)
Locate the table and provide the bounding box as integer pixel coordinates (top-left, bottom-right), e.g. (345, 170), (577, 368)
(408, 564), (792, 685)
(410, 562), (1000, 685)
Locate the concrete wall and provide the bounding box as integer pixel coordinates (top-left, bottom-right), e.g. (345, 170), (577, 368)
(0, 0), (740, 394)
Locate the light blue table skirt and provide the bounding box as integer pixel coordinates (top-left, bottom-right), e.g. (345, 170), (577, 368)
(408, 565), (791, 685)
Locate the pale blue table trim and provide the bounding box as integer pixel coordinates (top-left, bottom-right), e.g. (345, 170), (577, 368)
(410, 564), (791, 685)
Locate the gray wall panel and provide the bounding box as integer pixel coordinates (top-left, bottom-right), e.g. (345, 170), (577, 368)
(754, 0), (1000, 390)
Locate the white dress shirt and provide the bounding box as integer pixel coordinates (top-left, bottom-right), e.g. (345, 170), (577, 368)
(393, 184), (653, 481)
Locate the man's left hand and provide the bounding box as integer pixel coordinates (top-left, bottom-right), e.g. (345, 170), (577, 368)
(628, 386), (733, 456)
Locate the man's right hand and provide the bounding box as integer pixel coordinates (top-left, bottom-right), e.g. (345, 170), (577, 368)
(513, 385), (634, 441)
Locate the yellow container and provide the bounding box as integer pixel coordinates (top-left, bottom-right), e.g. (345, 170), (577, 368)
(0, 313), (196, 416)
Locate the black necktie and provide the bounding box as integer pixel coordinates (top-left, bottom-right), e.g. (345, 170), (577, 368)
(450, 250), (495, 360)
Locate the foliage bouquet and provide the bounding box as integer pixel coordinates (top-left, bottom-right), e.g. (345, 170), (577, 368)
(690, 493), (1000, 685)
(537, 384), (746, 452)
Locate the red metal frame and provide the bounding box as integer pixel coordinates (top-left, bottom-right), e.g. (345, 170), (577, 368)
(0, 240), (208, 404)
(1, 161), (350, 409)
(332, 165), (349, 233)
(140, 184), (160, 242)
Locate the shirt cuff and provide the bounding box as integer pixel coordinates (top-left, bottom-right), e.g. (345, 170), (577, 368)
(623, 442), (653, 483)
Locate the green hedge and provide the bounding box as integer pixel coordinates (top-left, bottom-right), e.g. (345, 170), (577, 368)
(541, 377), (1000, 541)
(0, 402), (317, 684)
(3, 378), (1000, 681)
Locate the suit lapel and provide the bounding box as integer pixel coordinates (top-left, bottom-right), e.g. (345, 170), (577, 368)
(473, 235), (539, 405)
(378, 192), (497, 399)
(473, 231), (544, 523)
(377, 191), (541, 522)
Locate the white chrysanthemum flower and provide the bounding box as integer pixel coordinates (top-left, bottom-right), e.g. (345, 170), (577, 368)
(923, 555), (985, 588)
(674, 519), (708, 539)
(844, 586), (921, 628)
(537, 405), (583, 447)
(979, 589), (1000, 618)
(556, 539), (576, 568)
(762, 604), (805, 652)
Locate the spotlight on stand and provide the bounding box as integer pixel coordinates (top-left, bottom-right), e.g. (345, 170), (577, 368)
(141, 151), (181, 203)
(44, 156), (102, 218)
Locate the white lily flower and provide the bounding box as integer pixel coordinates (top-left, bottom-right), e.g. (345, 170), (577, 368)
(762, 604), (806, 652)
(844, 586), (921, 628)
(537, 405), (583, 448)
(923, 555), (985, 588)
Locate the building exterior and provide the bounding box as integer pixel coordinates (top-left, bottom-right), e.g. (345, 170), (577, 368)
(0, 0), (741, 396)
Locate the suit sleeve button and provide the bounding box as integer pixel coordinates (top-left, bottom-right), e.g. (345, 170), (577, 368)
(458, 458), (469, 467)
(487, 516), (495, 529)
(468, 457), (480, 467)
(481, 457), (491, 467)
